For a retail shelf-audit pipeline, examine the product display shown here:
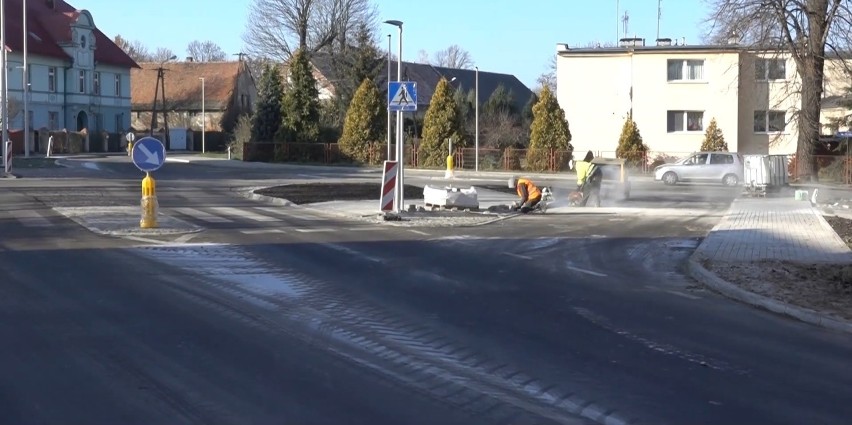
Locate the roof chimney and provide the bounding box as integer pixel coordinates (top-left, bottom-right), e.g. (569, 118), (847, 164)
(619, 37), (645, 47)
(656, 38), (672, 46)
(556, 43), (569, 53)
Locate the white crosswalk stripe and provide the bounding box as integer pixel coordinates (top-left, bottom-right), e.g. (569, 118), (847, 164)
(207, 207), (279, 222)
(173, 207), (233, 223)
(253, 207), (326, 221)
(4, 209), (53, 227)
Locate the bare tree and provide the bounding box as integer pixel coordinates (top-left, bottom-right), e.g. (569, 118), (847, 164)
(431, 45), (474, 69)
(536, 55), (556, 94)
(187, 40), (227, 62)
(242, 0), (377, 61)
(113, 34), (152, 62)
(417, 49), (430, 64)
(704, 0), (851, 180)
(150, 47), (177, 63)
(537, 41), (617, 94)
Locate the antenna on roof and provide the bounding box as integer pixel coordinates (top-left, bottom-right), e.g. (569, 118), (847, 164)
(622, 11), (630, 39)
(656, 0), (662, 40)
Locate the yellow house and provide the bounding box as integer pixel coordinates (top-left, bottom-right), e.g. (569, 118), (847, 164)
(555, 38), (847, 158)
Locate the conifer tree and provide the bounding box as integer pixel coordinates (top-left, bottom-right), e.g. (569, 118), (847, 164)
(418, 78), (466, 167)
(700, 117), (728, 151)
(527, 85), (571, 171)
(279, 49), (320, 143)
(250, 63), (284, 142)
(616, 112), (649, 168)
(339, 78), (384, 163)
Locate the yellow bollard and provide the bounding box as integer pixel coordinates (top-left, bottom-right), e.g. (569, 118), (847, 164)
(140, 172), (158, 228)
(444, 154), (455, 179)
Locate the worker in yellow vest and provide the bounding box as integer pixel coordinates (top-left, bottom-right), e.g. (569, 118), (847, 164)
(573, 150), (602, 207)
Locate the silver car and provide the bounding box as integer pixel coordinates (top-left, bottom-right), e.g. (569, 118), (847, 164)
(654, 152), (744, 186)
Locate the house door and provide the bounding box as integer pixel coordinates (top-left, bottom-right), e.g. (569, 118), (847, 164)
(76, 111), (88, 131)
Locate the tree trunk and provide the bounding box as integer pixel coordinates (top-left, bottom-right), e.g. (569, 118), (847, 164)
(797, 72), (821, 181)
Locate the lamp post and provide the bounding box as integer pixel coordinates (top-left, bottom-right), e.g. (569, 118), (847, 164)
(386, 33), (392, 161)
(1, 0), (7, 172)
(475, 66), (479, 172)
(23, 0), (29, 157)
(384, 19), (404, 213)
(199, 77), (205, 153)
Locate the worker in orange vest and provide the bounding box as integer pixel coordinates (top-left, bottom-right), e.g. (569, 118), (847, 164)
(508, 176), (542, 213)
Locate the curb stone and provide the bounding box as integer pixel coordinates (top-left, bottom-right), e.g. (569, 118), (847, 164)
(237, 186), (520, 227)
(686, 255), (852, 335)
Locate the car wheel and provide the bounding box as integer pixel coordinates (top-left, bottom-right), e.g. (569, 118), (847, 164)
(723, 174), (739, 187)
(662, 172), (678, 185)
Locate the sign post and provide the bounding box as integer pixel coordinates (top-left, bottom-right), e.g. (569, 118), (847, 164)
(387, 81), (417, 213)
(125, 132), (136, 156)
(131, 137), (166, 228)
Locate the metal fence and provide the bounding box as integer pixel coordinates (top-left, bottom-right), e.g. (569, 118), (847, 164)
(241, 142), (851, 183)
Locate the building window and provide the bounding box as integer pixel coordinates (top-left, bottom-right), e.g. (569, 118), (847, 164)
(80, 35), (87, 48)
(756, 58), (786, 80)
(48, 67), (56, 92)
(667, 110), (704, 132)
(667, 59), (704, 81)
(754, 110), (786, 132)
(78, 70), (86, 93)
(93, 72), (100, 95)
(114, 74), (122, 97)
(48, 111), (58, 129)
(115, 113), (124, 132)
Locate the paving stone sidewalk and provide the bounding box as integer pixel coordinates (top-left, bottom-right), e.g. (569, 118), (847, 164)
(693, 198), (852, 264)
(689, 197), (852, 333)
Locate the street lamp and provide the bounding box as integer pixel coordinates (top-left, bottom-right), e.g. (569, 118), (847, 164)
(199, 77), (205, 153)
(1, 0), (8, 172)
(23, 0), (29, 157)
(386, 33), (392, 161)
(383, 19), (404, 213)
(475, 66), (479, 172)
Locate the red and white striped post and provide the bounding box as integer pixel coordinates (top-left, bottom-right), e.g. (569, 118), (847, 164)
(3, 140), (11, 174)
(380, 160), (398, 212)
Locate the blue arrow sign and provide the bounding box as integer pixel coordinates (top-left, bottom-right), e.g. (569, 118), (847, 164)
(388, 81), (417, 112)
(131, 136), (166, 173)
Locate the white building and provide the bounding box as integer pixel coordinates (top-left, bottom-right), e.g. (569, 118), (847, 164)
(555, 37), (848, 158)
(3, 0), (138, 152)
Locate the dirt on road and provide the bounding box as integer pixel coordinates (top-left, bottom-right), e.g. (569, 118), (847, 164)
(255, 183), (423, 205)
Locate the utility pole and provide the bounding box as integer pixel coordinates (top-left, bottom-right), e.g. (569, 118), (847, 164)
(149, 55), (175, 150)
(1, 0), (8, 171)
(23, 0), (29, 157)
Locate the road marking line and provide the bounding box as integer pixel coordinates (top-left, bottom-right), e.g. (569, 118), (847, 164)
(123, 235), (170, 245)
(173, 207), (232, 223)
(254, 207), (325, 221)
(173, 233), (198, 244)
(239, 229), (286, 235)
(14, 210), (52, 227)
(503, 252), (533, 260)
(565, 265), (608, 277)
(665, 290), (701, 300)
(209, 207), (278, 222)
(408, 230), (430, 236)
(294, 228), (334, 233)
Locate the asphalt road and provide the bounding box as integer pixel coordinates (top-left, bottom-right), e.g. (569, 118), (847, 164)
(1, 155), (850, 424)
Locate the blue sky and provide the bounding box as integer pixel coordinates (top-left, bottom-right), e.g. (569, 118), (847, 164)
(72, 0), (712, 88)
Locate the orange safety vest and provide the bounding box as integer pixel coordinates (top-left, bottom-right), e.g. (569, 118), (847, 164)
(517, 178), (541, 200)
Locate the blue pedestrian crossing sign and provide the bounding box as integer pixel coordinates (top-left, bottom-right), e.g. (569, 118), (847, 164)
(388, 81), (417, 112)
(131, 136), (166, 173)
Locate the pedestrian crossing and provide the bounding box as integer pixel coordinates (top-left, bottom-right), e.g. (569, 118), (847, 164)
(0, 204), (340, 229)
